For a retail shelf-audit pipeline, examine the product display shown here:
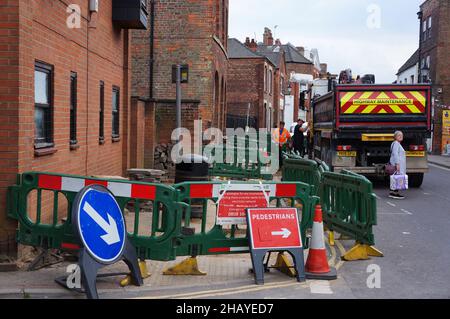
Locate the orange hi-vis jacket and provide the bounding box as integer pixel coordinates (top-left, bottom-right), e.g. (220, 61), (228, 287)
(272, 128), (291, 146)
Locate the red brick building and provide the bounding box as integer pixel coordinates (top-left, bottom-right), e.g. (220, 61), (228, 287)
(226, 38), (276, 130)
(131, 0), (229, 168)
(0, 1), (143, 251)
(257, 30), (288, 128)
(418, 0), (450, 154)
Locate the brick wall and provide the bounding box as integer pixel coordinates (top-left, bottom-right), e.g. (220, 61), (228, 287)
(0, 1), (20, 242)
(421, 0), (450, 153)
(131, 0), (229, 137)
(0, 0), (132, 241)
(227, 58), (264, 120)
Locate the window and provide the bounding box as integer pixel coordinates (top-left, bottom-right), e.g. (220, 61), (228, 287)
(269, 70), (273, 94)
(427, 16), (432, 39)
(411, 75), (415, 84)
(34, 61), (53, 148)
(264, 66), (267, 92)
(404, 78), (408, 84)
(422, 19), (427, 41)
(99, 81), (105, 143)
(112, 86), (120, 139)
(426, 55), (431, 68)
(70, 72), (77, 146)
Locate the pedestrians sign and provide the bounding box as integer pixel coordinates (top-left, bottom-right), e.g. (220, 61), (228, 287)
(247, 207), (302, 250)
(70, 185), (143, 299)
(75, 186), (126, 264)
(246, 207), (305, 285)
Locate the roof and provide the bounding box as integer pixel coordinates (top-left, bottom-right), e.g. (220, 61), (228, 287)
(227, 38), (263, 59)
(397, 49), (419, 75)
(256, 45), (283, 68)
(282, 43), (313, 64)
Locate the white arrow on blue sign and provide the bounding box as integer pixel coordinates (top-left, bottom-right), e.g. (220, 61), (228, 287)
(76, 187), (126, 264)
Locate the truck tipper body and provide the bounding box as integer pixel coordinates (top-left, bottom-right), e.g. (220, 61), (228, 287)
(312, 84), (432, 187)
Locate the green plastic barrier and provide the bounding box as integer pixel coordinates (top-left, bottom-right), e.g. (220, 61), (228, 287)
(8, 173), (320, 261)
(320, 172), (377, 246)
(7, 172), (180, 261)
(173, 181), (319, 254)
(282, 158), (322, 196)
(208, 133), (274, 180)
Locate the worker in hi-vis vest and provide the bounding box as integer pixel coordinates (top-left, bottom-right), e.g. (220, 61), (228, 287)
(272, 121), (291, 169)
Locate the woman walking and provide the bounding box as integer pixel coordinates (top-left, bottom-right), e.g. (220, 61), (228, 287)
(389, 131), (407, 200)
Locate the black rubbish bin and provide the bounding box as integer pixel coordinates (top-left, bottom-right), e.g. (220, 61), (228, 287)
(175, 154), (209, 218)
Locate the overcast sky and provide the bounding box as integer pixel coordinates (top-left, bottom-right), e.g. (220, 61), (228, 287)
(229, 0), (423, 83)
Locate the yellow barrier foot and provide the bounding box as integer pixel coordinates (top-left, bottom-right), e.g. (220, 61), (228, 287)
(120, 260), (151, 287)
(341, 244), (384, 261)
(272, 253), (296, 277)
(328, 231), (335, 247)
(163, 257), (207, 276)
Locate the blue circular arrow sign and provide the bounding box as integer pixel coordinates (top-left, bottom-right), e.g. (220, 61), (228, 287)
(73, 185), (126, 264)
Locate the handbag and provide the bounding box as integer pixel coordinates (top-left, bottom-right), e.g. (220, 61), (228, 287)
(385, 163), (396, 175)
(385, 143), (396, 175)
(390, 173), (409, 191)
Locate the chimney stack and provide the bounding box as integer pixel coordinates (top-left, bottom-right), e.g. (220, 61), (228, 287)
(245, 37), (251, 47)
(320, 63), (328, 74)
(263, 27), (274, 46)
(275, 39), (282, 46)
(249, 39), (258, 52)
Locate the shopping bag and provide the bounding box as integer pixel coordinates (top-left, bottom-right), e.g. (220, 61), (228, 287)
(390, 174), (409, 191)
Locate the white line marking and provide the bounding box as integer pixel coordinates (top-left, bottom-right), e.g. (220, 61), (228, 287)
(401, 209), (413, 215)
(402, 232), (411, 235)
(309, 281), (333, 295)
(429, 163), (450, 172)
(386, 202), (396, 207)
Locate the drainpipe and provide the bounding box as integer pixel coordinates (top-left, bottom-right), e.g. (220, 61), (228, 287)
(417, 10), (423, 83)
(149, 0), (155, 99)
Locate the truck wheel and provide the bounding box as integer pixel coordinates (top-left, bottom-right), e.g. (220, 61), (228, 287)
(409, 173), (424, 188)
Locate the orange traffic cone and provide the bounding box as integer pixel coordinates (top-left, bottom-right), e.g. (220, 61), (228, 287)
(305, 205), (337, 280)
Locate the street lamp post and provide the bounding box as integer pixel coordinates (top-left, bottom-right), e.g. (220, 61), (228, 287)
(417, 10), (423, 82)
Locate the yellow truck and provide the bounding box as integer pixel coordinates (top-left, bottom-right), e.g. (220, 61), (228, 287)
(312, 84), (432, 187)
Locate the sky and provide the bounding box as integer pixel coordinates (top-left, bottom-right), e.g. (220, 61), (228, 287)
(229, 0), (424, 83)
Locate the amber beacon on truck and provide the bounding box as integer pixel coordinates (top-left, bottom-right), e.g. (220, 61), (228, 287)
(312, 84), (432, 187)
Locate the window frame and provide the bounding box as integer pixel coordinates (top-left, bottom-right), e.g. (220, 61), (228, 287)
(70, 72), (78, 146)
(112, 86), (120, 139)
(99, 81), (105, 143)
(34, 61), (54, 149)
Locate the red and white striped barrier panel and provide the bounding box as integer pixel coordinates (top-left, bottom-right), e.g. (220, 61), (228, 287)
(188, 183), (299, 199)
(37, 174), (156, 200)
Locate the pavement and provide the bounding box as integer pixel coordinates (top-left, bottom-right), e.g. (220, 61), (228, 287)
(428, 154), (450, 169)
(0, 244), (350, 299)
